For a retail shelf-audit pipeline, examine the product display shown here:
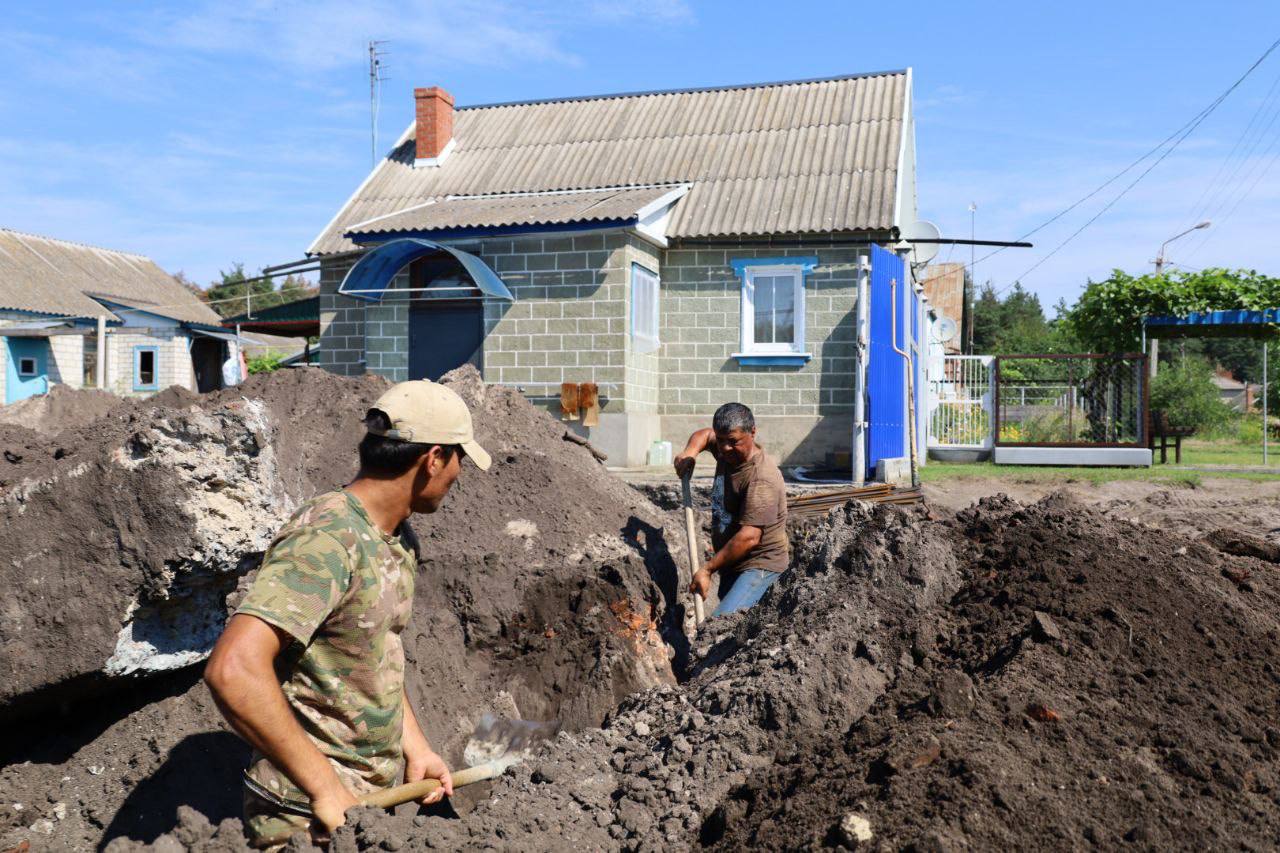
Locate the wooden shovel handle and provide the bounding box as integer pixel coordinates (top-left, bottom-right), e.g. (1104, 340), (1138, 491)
(681, 473), (706, 624)
(252, 763), (503, 848)
(359, 762), (498, 809)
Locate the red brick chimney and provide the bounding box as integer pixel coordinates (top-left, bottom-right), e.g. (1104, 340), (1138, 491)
(415, 87), (454, 165)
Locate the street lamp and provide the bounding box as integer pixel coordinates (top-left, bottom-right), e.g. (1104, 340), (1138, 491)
(1149, 221), (1210, 378)
(1154, 220), (1211, 274)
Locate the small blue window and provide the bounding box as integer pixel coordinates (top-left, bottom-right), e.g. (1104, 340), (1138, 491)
(133, 346), (159, 391)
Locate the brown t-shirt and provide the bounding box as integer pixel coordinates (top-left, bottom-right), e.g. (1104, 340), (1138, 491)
(710, 446), (789, 573)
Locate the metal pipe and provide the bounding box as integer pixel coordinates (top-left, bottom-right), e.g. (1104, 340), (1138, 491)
(1265, 341), (1269, 466)
(263, 250), (363, 274)
(853, 255), (870, 485)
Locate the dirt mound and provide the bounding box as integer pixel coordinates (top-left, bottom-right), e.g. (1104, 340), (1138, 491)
(0, 366), (685, 851)
(117, 491), (1280, 852)
(0, 383), (121, 430)
(712, 494), (1280, 850)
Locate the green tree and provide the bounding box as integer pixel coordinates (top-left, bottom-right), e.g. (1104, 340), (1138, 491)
(1149, 355), (1234, 431)
(970, 282), (1079, 356)
(1064, 268), (1280, 354)
(205, 264), (314, 319)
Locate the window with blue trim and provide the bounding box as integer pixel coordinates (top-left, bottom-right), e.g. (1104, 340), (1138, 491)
(730, 257), (817, 364)
(133, 346), (159, 391)
(630, 263), (660, 354)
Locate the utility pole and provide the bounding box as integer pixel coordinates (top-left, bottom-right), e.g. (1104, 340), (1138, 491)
(1150, 221), (1211, 378)
(369, 40), (390, 168)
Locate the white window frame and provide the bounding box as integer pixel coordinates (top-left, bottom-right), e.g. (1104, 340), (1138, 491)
(17, 357), (37, 377)
(739, 264), (806, 355)
(630, 262), (661, 354)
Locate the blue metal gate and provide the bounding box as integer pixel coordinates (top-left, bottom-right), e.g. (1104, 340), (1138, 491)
(866, 245), (907, 479)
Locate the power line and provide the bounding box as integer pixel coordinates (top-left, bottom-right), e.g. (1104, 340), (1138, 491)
(1182, 66), (1280, 228)
(990, 33), (1280, 295)
(1184, 128), (1280, 262)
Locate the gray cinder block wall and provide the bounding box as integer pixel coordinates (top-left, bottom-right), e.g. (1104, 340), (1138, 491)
(657, 244), (864, 464)
(316, 235), (864, 466)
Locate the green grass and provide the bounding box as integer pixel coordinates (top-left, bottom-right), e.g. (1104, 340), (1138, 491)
(920, 438), (1280, 486)
(918, 461), (1212, 487)
(1177, 439), (1278, 468)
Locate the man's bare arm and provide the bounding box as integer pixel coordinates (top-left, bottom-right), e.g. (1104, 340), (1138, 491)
(204, 614), (357, 830)
(690, 524), (762, 597)
(674, 428), (716, 478)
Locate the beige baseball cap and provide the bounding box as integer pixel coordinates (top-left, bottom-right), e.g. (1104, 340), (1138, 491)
(368, 380), (492, 470)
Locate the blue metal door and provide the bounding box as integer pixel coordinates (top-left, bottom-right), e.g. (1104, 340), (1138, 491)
(5, 338), (50, 404)
(866, 245), (907, 479)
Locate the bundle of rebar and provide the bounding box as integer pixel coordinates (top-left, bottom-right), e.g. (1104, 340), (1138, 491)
(786, 483), (924, 521)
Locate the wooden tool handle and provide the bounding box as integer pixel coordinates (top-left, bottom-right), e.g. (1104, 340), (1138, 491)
(359, 762), (499, 809)
(252, 763), (503, 848)
(681, 473), (706, 624)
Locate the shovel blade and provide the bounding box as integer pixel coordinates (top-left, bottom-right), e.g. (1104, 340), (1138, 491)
(462, 713), (561, 773)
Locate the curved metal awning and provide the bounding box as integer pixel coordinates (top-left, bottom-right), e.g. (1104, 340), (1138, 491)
(337, 238), (514, 303)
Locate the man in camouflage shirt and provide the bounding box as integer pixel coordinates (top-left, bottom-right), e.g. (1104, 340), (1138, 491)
(205, 380), (491, 848)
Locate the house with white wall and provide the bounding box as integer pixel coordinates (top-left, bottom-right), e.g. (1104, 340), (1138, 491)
(307, 70), (924, 467)
(0, 228), (234, 404)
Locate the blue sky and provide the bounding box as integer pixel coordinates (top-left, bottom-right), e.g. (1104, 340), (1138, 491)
(2, 1), (1278, 313)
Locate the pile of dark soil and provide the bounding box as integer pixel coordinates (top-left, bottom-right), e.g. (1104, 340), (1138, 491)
(0, 367), (685, 851)
(10, 367), (1280, 851)
(0, 382), (120, 430)
(121, 492), (1280, 852)
(713, 494), (1280, 850)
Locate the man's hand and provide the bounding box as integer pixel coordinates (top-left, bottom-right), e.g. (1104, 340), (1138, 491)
(405, 748), (454, 805)
(690, 568), (712, 600)
(310, 784), (359, 835)
(402, 696), (452, 805)
(674, 454), (696, 480)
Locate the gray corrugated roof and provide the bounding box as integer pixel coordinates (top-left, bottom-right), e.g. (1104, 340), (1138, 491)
(0, 229), (221, 326)
(346, 185), (684, 236)
(311, 70), (910, 254)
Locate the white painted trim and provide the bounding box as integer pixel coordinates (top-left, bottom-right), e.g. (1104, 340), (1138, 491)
(739, 264), (806, 355)
(443, 183), (685, 202)
(346, 199), (442, 231)
(892, 67), (913, 229)
(414, 136), (456, 168)
(633, 184), (691, 221)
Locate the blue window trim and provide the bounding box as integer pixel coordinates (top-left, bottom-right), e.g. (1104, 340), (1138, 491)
(730, 353), (813, 366)
(133, 345), (160, 391)
(729, 256), (818, 275)
(729, 256), (817, 365)
(630, 261), (660, 351)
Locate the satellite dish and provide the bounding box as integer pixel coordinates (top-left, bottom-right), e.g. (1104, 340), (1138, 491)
(933, 316), (959, 344)
(902, 220), (942, 267)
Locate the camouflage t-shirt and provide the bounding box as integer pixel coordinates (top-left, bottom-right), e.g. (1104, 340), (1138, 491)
(236, 489), (417, 806)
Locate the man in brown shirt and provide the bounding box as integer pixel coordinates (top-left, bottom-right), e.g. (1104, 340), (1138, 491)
(674, 402), (789, 616)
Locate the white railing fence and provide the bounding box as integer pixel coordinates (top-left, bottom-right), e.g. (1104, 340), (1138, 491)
(928, 355), (994, 449)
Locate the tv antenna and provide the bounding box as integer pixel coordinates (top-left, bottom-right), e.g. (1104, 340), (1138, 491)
(368, 40), (390, 168)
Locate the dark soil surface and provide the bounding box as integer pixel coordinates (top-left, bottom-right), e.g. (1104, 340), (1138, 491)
(0, 367), (684, 851)
(117, 492), (1280, 852)
(8, 372), (1280, 851)
(712, 495), (1280, 851)
(0, 382), (121, 431)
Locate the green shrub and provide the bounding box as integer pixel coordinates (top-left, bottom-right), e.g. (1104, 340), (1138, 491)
(247, 352), (285, 374)
(1150, 357), (1234, 431)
